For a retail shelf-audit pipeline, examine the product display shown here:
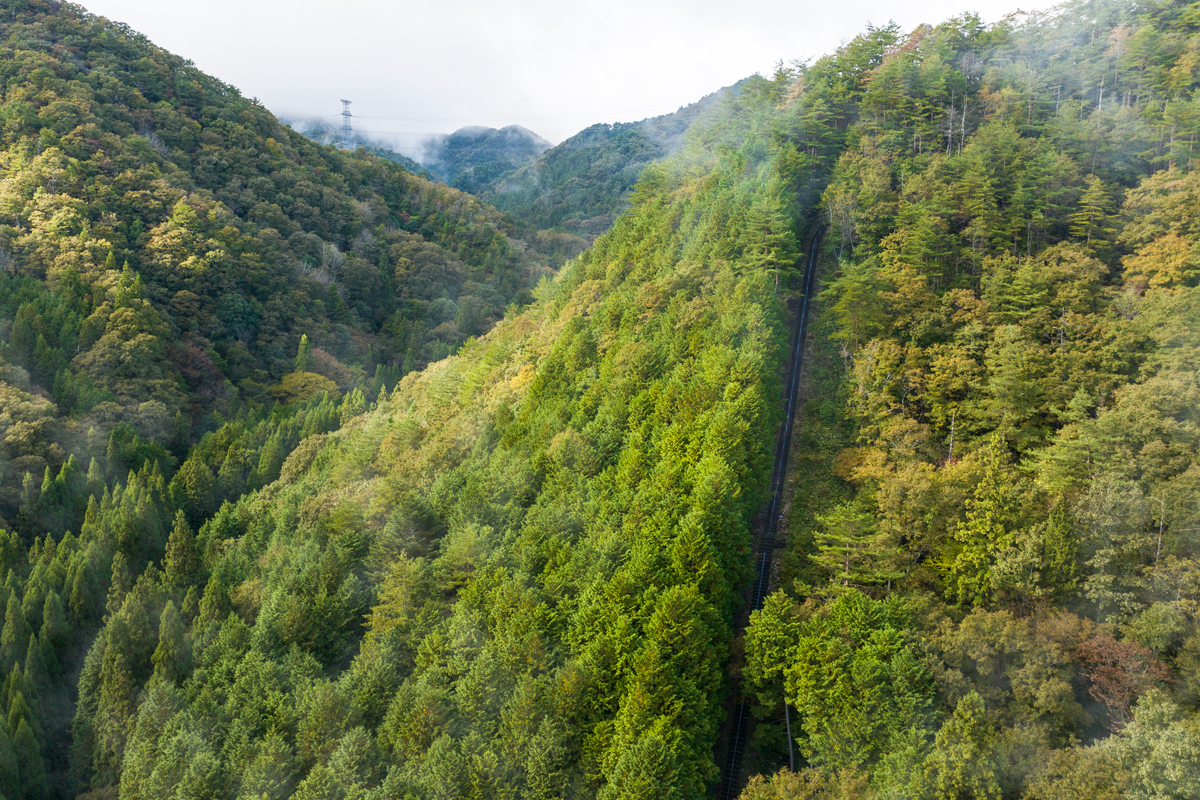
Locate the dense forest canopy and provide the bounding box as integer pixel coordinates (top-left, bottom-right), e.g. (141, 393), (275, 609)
(0, 0), (1199, 799)
(745, 1), (1200, 797)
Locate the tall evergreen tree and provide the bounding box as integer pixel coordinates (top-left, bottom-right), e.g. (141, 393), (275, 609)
(163, 512), (200, 595)
(105, 552), (131, 622)
(811, 499), (899, 588)
(1069, 175), (1116, 251)
(296, 334), (315, 373)
(946, 438), (1020, 606)
(13, 717), (50, 800)
(0, 596), (31, 675)
(0, 718), (18, 796)
(151, 601), (188, 685)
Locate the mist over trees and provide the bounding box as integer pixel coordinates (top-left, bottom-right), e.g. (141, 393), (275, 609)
(420, 125), (553, 196)
(0, 0), (1198, 799)
(480, 87), (736, 238)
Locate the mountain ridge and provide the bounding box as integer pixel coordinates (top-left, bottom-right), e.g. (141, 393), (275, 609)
(1, 1), (1200, 799)
(481, 84), (740, 237)
(419, 123), (554, 194)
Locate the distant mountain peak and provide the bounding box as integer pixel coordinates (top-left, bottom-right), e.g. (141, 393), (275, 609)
(420, 124), (553, 193)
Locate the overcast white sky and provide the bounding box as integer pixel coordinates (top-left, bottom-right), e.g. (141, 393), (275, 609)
(82, 0), (1048, 155)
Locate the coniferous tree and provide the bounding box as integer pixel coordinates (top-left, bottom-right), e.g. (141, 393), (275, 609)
(744, 591), (802, 707)
(13, 717), (49, 800)
(174, 457), (215, 525)
(6, 685), (34, 739)
(1042, 502), (1079, 598)
(339, 388), (367, 424)
(69, 554), (103, 625)
(1069, 175), (1116, 251)
(85, 458), (106, 500)
(38, 591), (68, 661)
(105, 552), (131, 622)
(151, 601), (188, 685)
(163, 512), (200, 595)
(296, 334), (316, 373)
(0, 718), (18, 796)
(811, 499), (899, 588)
(21, 634), (45, 693)
(93, 615), (138, 785)
(0, 596), (31, 675)
(947, 438), (1020, 606)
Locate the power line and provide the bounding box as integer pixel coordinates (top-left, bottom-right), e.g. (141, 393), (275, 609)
(286, 100), (694, 127)
(285, 114), (343, 123)
(350, 102), (683, 123)
(348, 132), (668, 153)
(291, 100), (693, 153)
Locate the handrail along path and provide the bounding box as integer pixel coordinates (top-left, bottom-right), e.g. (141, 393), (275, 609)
(718, 227), (823, 800)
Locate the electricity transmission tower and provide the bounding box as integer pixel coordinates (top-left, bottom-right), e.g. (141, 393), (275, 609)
(340, 100), (353, 149)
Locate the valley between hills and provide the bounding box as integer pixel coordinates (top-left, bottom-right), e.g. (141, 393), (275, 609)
(0, 2), (1199, 799)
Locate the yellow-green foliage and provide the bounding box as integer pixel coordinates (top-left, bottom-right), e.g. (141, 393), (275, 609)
(0, 0), (569, 532)
(77, 83), (806, 799)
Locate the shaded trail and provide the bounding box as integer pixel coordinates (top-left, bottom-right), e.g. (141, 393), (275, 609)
(717, 227), (822, 799)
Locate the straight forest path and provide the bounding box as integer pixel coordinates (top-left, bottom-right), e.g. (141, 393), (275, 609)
(715, 227), (822, 799)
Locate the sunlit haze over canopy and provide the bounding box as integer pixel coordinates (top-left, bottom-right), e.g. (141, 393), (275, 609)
(83, 0), (1049, 155)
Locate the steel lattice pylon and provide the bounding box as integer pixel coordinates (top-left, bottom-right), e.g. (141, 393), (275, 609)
(340, 100), (353, 149)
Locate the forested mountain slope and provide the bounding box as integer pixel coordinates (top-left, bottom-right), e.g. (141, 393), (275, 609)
(0, 1), (576, 795)
(739, 1), (1200, 798)
(0, 0), (571, 527)
(0, 1), (817, 795)
(66, 77), (809, 799)
(357, 145), (435, 183)
(481, 87), (735, 238)
(2, 0), (1200, 798)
